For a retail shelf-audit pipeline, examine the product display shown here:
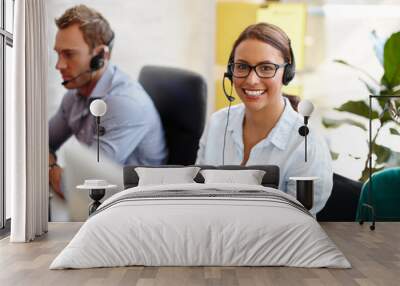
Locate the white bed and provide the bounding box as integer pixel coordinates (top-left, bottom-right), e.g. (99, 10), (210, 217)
(50, 183), (350, 269)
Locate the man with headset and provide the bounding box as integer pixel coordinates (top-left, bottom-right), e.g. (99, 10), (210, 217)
(49, 5), (167, 198)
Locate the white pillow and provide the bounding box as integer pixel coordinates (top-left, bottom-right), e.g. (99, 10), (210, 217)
(135, 167), (200, 186)
(200, 169), (266, 185)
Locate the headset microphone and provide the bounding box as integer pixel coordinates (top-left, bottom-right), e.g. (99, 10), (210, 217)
(61, 48), (106, 86)
(61, 70), (91, 86)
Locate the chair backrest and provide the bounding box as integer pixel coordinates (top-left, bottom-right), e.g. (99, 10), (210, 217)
(139, 65), (207, 165)
(356, 167), (400, 221)
(317, 173), (362, 221)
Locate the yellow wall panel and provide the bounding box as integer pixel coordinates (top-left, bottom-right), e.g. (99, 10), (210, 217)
(216, 2), (259, 65)
(216, 2), (258, 110)
(257, 3), (307, 70)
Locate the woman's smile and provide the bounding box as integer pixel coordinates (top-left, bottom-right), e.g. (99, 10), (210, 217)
(243, 89), (266, 100)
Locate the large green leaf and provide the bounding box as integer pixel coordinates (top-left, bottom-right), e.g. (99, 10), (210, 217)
(372, 143), (392, 164)
(375, 96), (388, 110)
(334, 100), (379, 119)
(322, 117), (366, 130)
(382, 32), (400, 89)
(380, 111), (393, 125)
(390, 128), (400, 135)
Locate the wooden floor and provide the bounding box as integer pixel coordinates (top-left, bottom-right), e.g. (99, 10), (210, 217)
(0, 222), (399, 286)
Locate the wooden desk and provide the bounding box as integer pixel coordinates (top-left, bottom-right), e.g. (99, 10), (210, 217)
(0, 222), (399, 286)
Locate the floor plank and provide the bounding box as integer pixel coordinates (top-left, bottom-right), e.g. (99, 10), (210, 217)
(0, 222), (399, 286)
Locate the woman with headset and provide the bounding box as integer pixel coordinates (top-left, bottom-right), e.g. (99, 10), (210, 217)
(196, 23), (333, 216)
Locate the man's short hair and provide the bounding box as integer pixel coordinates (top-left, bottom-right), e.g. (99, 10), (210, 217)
(55, 4), (114, 52)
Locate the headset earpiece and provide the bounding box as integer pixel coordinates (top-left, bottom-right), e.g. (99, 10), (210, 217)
(222, 60), (235, 102)
(226, 55), (234, 82)
(225, 62), (233, 82)
(89, 49), (105, 72)
(282, 41), (296, 85)
(223, 73), (235, 102)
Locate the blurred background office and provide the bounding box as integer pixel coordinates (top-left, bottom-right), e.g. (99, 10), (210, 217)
(43, 0), (400, 221)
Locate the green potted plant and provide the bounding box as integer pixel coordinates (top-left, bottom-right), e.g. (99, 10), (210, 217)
(322, 31), (400, 182)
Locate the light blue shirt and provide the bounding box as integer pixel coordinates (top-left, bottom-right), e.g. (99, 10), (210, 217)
(49, 63), (168, 165)
(196, 97), (333, 215)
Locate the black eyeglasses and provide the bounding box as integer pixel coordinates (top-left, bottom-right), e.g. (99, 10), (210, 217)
(229, 62), (287, 79)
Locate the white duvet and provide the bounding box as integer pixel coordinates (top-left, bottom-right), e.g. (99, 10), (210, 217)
(50, 183), (350, 269)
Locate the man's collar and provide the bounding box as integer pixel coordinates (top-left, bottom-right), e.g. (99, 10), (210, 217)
(89, 63), (114, 100)
(73, 63), (114, 100)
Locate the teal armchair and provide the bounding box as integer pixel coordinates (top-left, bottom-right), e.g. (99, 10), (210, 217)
(356, 167), (400, 222)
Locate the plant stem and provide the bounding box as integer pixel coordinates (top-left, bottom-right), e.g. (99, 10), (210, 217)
(341, 62), (381, 87)
(363, 122), (383, 172)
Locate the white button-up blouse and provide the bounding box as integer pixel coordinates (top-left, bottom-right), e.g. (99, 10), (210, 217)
(196, 97), (333, 215)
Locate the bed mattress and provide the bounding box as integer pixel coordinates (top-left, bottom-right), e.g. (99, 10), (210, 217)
(50, 183), (350, 269)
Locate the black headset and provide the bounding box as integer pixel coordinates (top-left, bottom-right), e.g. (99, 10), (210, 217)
(282, 41), (296, 86)
(61, 31), (115, 86)
(89, 31), (115, 72)
(222, 54), (236, 102)
(89, 50), (105, 71)
(222, 39), (296, 102)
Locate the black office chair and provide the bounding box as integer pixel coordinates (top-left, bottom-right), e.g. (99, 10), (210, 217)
(138, 65), (207, 165)
(317, 173), (362, 221)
